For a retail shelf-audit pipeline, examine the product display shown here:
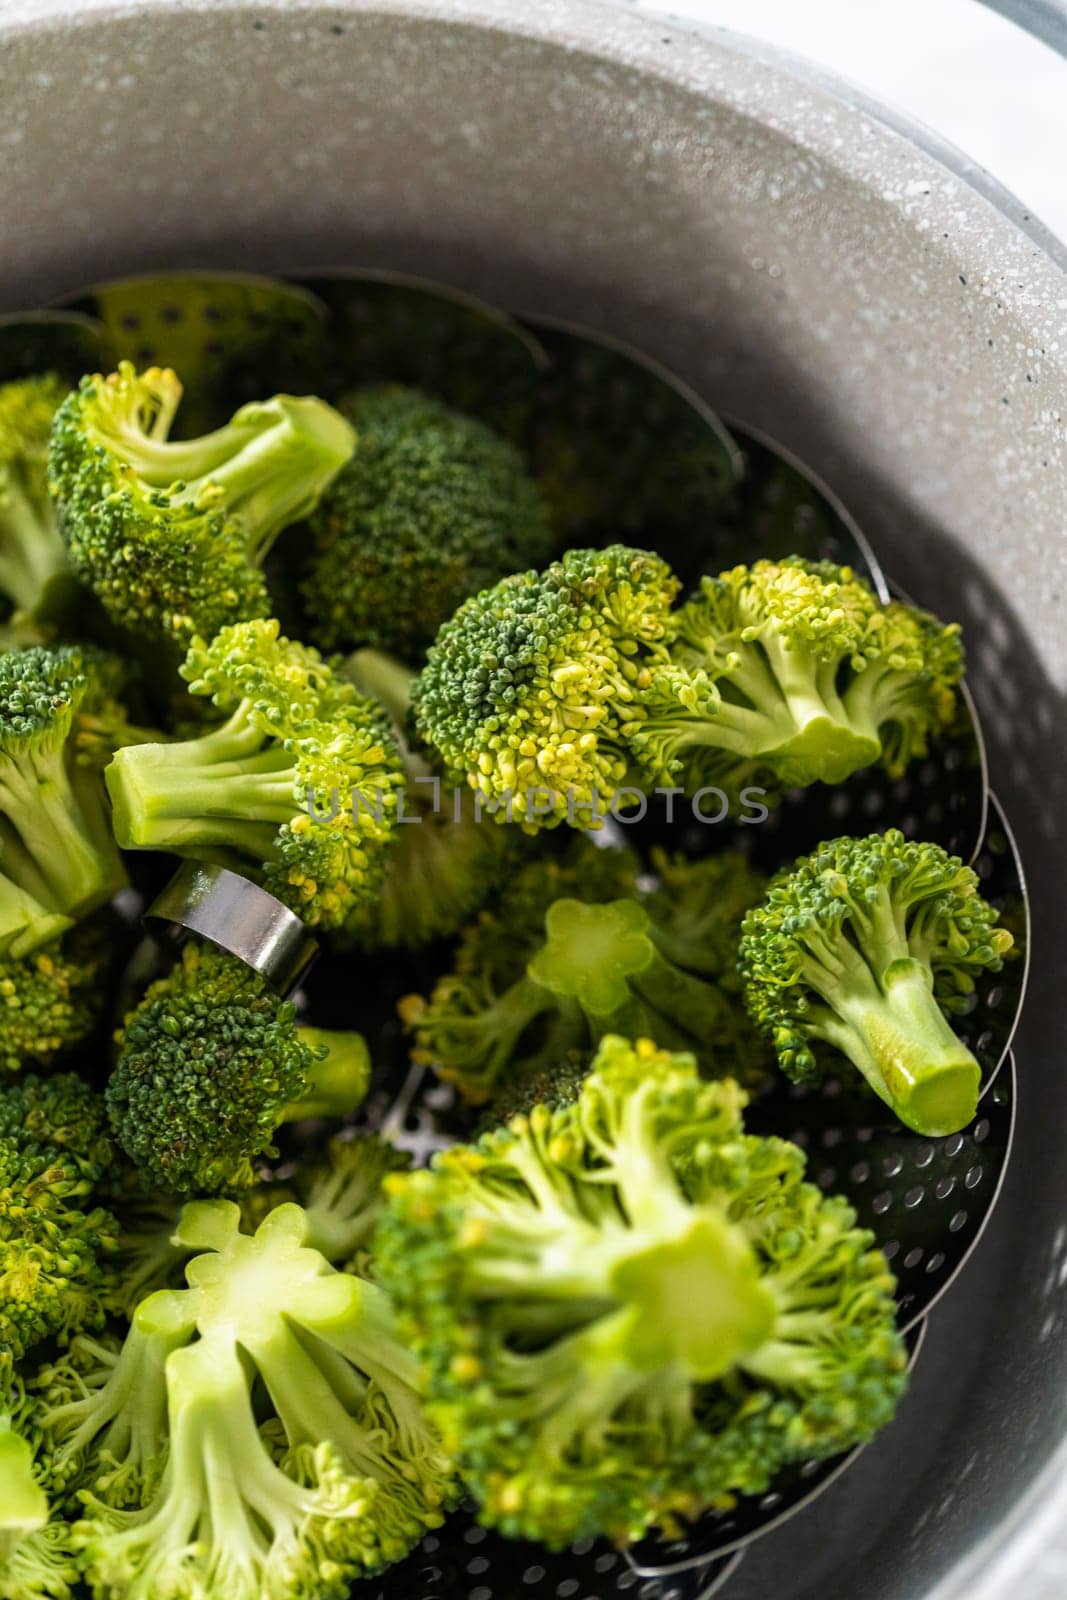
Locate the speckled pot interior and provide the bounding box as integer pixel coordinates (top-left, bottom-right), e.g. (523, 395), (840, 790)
(2, 3), (1065, 1597)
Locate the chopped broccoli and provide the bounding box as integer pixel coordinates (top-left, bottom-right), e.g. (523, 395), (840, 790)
(106, 1131), (409, 1318)
(739, 829), (1014, 1135)
(301, 386), (553, 659)
(411, 545), (678, 830)
(48, 362), (355, 650)
(631, 558), (963, 794)
(0, 375), (73, 626)
(107, 941), (373, 1196)
(0, 1411), (78, 1600)
(105, 618), (405, 927)
(402, 837), (763, 1103)
(377, 1035), (907, 1548)
(340, 647), (522, 948)
(0, 646), (132, 931)
(0, 919), (111, 1076)
(0, 1075), (118, 1364)
(41, 1201), (457, 1597)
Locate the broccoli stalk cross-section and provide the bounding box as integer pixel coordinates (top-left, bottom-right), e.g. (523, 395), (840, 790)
(378, 1036), (907, 1549)
(48, 362), (355, 649)
(739, 830), (1014, 1135)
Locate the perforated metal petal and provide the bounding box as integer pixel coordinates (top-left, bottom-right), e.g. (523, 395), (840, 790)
(62, 271), (329, 432)
(0, 309), (111, 384)
(305, 269), (548, 443)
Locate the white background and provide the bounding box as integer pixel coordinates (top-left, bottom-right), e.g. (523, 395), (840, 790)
(633, 0), (1067, 242)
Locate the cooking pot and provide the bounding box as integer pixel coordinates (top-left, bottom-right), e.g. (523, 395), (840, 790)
(2, 3), (1064, 1596)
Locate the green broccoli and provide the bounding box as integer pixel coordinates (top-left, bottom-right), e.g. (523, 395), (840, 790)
(0, 919), (111, 1076)
(106, 941), (373, 1195)
(0, 1075), (118, 1364)
(38, 1201), (457, 1597)
(0, 375), (73, 626)
(377, 1035), (907, 1549)
(411, 544), (679, 830)
(631, 558), (963, 794)
(0, 1411), (78, 1600)
(301, 385), (553, 660)
(106, 1132), (409, 1318)
(105, 618), (405, 928)
(0, 646), (133, 931)
(402, 837), (764, 1103)
(340, 647), (522, 948)
(738, 829), (1014, 1135)
(48, 362), (355, 651)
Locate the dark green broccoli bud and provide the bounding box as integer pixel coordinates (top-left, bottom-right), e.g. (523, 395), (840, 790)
(0, 1075), (118, 1363)
(631, 559), (964, 794)
(64, 1201), (458, 1596)
(0, 646), (133, 931)
(0, 919), (112, 1076)
(0, 1411), (79, 1600)
(105, 618), (405, 928)
(48, 362), (355, 651)
(411, 545), (679, 830)
(339, 648), (524, 949)
(0, 374), (73, 627)
(302, 386), (553, 660)
(739, 830), (1014, 1135)
(378, 1035), (907, 1549)
(402, 838), (754, 1104)
(107, 942), (373, 1196)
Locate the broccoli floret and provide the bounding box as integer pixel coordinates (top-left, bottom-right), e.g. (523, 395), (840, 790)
(0, 1412), (78, 1600)
(411, 545), (678, 830)
(402, 839), (758, 1103)
(105, 618), (405, 927)
(0, 646), (132, 931)
(52, 1201), (457, 1597)
(301, 386), (553, 660)
(107, 942), (373, 1196)
(738, 830), (1014, 1135)
(105, 1132), (409, 1318)
(0, 375), (73, 626)
(631, 559), (963, 794)
(0, 1075), (118, 1363)
(340, 648), (523, 948)
(0, 919), (112, 1075)
(48, 362), (355, 651)
(377, 1035), (907, 1549)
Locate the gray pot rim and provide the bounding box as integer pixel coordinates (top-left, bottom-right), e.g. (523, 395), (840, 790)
(2, 1), (1065, 1594)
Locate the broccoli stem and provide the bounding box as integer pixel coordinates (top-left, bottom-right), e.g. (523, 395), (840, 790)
(106, 705), (296, 858)
(0, 740), (127, 915)
(284, 1030), (372, 1123)
(0, 475), (68, 615)
(0, 873), (72, 959)
(345, 648), (416, 731)
(0, 1422), (48, 1547)
(820, 956), (981, 1135)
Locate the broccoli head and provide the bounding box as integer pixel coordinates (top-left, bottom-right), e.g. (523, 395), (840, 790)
(48, 362), (355, 650)
(411, 545), (678, 830)
(402, 838), (763, 1103)
(378, 1035), (907, 1548)
(0, 646), (132, 933)
(46, 1201), (457, 1598)
(107, 941), (373, 1196)
(631, 558), (963, 795)
(0, 374), (73, 627)
(302, 385), (553, 660)
(106, 618), (405, 928)
(0, 919), (112, 1076)
(0, 1075), (118, 1363)
(739, 829), (1014, 1135)
(339, 648), (523, 948)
